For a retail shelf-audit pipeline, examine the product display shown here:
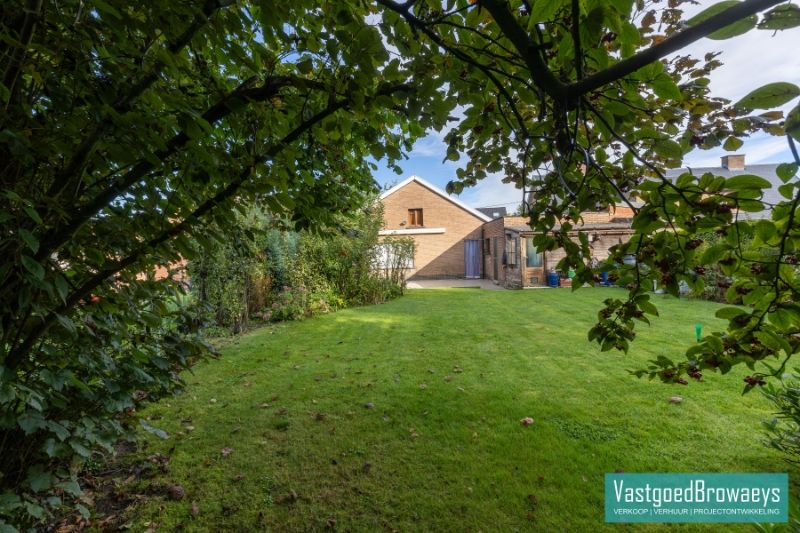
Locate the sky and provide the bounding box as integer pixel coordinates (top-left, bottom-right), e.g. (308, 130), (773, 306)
(371, 1), (800, 212)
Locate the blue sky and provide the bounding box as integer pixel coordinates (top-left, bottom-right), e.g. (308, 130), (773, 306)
(371, 2), (800, 212)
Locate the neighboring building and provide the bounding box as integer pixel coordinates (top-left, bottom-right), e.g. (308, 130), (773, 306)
(476, 206), (508, 219)
(665, 154), (786, 219)
(379, 176), (491, 279)
(481, 208), (635, 288)
(378, 175), (635, 287)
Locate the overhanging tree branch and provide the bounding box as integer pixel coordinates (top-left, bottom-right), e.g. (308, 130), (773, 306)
(6, 82), (413, 369)
(566, 0), (784, 100)
(45, 0), (237, 201)
(32, 75), (330, 265)
(476, 0), (783, 106)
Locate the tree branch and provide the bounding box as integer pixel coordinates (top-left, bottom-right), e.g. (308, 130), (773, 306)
(479, 0), (566, 100)
(6, 82), (413, 369)
(376, 0), (533, 139)
(45, 0), (236, 201)
(32, 75), (328, 264)
(566, 0), (784, 100)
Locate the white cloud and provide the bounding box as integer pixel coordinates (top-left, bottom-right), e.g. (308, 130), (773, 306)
(459, 172), (523, 211)
(410, 133), (447, 158)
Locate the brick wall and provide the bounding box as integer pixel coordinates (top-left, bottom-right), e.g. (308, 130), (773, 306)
(482, 216), (528, 287)
(381, 180), (485, 279)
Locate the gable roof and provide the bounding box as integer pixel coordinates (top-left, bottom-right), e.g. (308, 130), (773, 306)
(379, 175), (492, 222)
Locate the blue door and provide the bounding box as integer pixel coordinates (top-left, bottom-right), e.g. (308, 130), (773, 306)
(464, 240), (481, 278)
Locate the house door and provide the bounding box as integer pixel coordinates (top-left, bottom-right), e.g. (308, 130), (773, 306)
(464, 240), (481, 278)
(523, 238), (545, 286)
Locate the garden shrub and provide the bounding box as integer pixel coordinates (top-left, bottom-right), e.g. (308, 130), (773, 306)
(191, 201), (415, 331)
(762, 371), (800, 463)
(0, 280), (210, 530)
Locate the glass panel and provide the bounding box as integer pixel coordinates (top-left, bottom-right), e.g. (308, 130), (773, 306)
(526, 238), (542, 267)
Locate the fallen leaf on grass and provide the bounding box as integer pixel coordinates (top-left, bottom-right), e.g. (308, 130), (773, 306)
(233, 474), (245, 482)
(314, 412), (326, 421)
(520, 417), (535, 426)
(221, 447), (233, 457)
(167, 485), (185, 501)
(418, 384), (427, 390)
(190, 501), (200, 517)
(453, 366), (464, 373)
(276, 489), (299, 505)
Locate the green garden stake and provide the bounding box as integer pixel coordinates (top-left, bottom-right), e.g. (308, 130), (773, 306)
(695, 323), (702, 342)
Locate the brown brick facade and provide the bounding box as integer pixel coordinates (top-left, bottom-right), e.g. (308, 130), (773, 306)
(380, 178), (487, 279)
(379, 177), (635, 285)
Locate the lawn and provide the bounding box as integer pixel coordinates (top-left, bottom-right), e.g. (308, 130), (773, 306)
(129, 288), (797, 531)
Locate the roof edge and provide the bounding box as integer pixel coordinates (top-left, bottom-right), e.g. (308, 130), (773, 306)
(379, 175), (492, 222)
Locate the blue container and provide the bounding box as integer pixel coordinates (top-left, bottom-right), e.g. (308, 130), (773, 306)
(547, 271), (560, 288)
(601, 271), (609, 285)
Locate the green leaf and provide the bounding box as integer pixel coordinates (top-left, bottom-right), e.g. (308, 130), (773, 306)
(686, 1), (757, 40)
(653, 139), (682, 160)
(701, 243), (729, 264)
(768, 308), (793, 329)
(786, 102), (800, 142)
(758, 4), (800, 30)
(722, 136), (743, 151)
(54, 274), (69, 303)
(779, 183), (795, 199)
(18, 411), (45, 434)
(755, 330), (784, 352)
(21, 255), (44, 280)
(726, 174), (772, 190)
(651, 73), (682, 101)
(296, 57), (313, 74)
(27, 468), (52, 492)
(19, 228), (38, 253)
(529, 0), (563, 24)
(735, 82), (800, 110)
(23, 206), (43, 225)
(140, 311), (162, 328)
(715, 306), (747, 320)
(776, 163), (798, 183)
(68, 440), (90, 458)
(0, 493), (22, 513)
(755, 219), (776, 242)
(23, 501), (44, 520)
(55, 479), (82, 497)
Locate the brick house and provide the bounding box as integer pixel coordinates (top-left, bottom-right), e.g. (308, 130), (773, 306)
(379, 175), (635, 286)
(379, 176), (491, 279)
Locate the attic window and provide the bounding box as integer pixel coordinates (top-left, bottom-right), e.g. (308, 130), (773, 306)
(408, 208), (423, 227)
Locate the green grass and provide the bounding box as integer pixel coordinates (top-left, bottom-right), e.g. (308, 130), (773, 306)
(130, 288), (797, 531)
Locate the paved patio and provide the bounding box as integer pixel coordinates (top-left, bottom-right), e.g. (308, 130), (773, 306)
(405, 278), (506, 290)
